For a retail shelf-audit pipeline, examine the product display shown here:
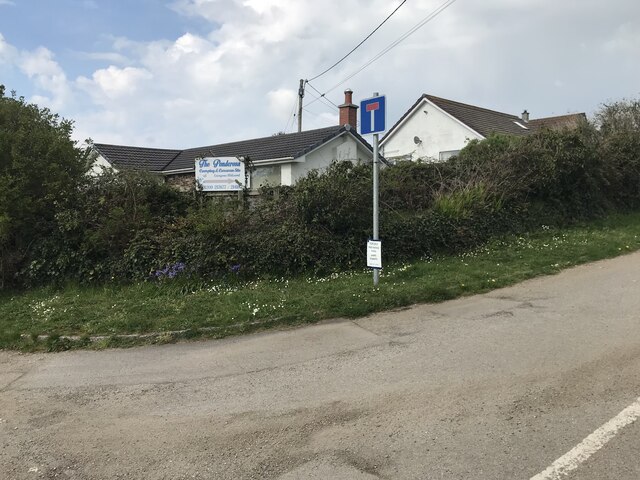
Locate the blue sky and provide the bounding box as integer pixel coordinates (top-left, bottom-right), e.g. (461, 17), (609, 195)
(1, 0), (639, 148)
(1, 0), (210, 79)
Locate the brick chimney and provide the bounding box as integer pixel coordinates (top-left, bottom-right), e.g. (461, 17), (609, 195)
(521, 110), (530, 123)
(339, 89), (358, 128)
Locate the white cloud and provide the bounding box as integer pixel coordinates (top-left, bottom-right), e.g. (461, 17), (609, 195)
(267, 88), (297, 122)
(76, 51), (131, 65)
(603, 23), (640, 53)
(0, 33), (18, 63)
(3, 0), (640, 148)
(18, 47), (71, 109)
(0, 0), (16, 6)
(20, 47), (64, 77)
(77, 66), (153, 102)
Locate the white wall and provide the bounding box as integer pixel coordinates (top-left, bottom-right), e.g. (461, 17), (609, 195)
(88, 154), (116, 176)
(381, 99), (483, 162)
(281, 164), (292, 185)
(290, 133), (371, 184)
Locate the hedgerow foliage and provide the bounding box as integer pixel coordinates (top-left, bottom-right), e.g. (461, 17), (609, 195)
(0, 86), (88, 288)
(1, 87), (640, 289)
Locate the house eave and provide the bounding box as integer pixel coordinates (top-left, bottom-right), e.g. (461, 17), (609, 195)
(251, 156), (295, 166)
(161, 156), (296, 175)
(160, 168), (194, 175)
(381, 96), (486, 147)
(424, 98), (486, 140)
(299, 129), (382, 164)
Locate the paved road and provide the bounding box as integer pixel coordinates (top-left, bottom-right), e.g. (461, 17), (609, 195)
(1, 253), (640, 479)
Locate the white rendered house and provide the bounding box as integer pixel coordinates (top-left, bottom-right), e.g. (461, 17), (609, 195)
(92, 90), (375, 191)
(381, 94), (586, 163)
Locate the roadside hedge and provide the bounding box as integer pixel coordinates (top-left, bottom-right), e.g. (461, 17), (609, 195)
(2, 97), (640, 288)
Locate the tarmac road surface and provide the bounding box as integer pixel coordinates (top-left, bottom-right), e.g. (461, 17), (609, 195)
(1, 252), (640, 479)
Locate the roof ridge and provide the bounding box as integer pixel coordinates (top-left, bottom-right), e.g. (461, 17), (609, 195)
(160, 125), (351, 172)
(180, 125), (341, 154)
(93, 143), (181, 153)
(291, 125), (348, 159)
(425, 94), (520, 119)
(529, 112), (585, 122)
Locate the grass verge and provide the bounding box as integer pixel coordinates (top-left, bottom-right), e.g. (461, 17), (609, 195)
(2, 212), (640, 352)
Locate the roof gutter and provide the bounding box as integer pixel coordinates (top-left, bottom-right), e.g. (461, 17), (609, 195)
(251, 156), (295, 166)
(160, 157), (296, 175)
(160, 167), (194, 175)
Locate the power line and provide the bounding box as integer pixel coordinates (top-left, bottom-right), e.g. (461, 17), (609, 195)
(326, 0), (458, 94)
(283, 96), (299, 133)
(306, 81), (339, 109)
(304, 86), (340, 113)
(295, 81), (337, 132)
(328, 0), (459, 93)
(302, 107), (326, 118)
(307, 0), (459, 107)
(307, 0), (408, 82)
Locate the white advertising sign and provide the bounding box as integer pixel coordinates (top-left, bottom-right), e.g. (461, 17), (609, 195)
(195, 157), (246, 191)
(367, 240), (382, 269)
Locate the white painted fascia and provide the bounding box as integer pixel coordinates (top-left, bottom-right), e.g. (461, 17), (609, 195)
(349, 132), (376, 159)
(160, 168), (194, 175)
(380, 99), (427, 146)
(426, 99), (485, 140)
(381, 97), (486, 146)
(251, 156), (295, 166)
(161, 157), (295, 175)
(297, 130), (373, 162)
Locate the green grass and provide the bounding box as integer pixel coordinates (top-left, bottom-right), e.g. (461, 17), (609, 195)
(3, 212), (640, 351)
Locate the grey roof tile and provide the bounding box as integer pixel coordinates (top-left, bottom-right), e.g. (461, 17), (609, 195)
(93, 144), (180, 172)
(425, 95), (531, 137)
(383, 94), (586, 143)
(93, 125), (375, 173)
(164, 126), (344, 171)
(528, 113), (587, 130)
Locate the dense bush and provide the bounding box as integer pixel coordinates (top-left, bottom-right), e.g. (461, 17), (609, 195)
(0, 86), (88, 288)
(2, 91), (640, 289)
(19, 170), (196, 284)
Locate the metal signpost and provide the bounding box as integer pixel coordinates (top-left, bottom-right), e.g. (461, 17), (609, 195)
(360, 93), (386, 287)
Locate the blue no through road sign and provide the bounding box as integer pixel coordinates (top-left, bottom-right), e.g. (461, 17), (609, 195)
(360, 95), (386, 135)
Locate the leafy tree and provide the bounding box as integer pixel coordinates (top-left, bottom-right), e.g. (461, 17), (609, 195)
(595, 98), (640, 135)
(0, 85), (89, 287)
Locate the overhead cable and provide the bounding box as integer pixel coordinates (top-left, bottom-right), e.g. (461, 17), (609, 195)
(307, 0), (408, 82)
(306, 0), (459, 108)
(306, 81), (339, 109)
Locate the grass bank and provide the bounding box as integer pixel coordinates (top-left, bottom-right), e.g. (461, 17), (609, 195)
(2, 212), (640, 351)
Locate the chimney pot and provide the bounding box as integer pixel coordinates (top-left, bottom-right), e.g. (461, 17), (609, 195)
(339, 88), (358, 128)
(344, 88), (353, 104)
(522, 110), (530, 123)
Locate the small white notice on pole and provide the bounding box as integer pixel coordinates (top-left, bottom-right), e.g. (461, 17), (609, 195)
(367, 240), (382, 269)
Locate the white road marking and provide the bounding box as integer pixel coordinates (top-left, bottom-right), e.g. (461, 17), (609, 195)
(530, 396), (640, 480)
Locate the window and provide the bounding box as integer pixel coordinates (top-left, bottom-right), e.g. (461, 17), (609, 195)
(250, 165), (281, 189)
(439, 150), (460, 162)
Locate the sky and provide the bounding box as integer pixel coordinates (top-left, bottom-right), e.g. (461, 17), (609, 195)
(0, 0), (639, 148)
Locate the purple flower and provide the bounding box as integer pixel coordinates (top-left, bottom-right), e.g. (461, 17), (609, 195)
(153, 262), (187, 280)
(230, 264), (241, 274)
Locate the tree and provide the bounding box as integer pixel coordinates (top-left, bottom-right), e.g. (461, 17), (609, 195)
(0, 85), (89, 287)
(594, 98), (640, 135)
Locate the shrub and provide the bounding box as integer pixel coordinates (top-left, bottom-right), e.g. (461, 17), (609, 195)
(3, 95), (640, 289)
(0, 86), (88, 287)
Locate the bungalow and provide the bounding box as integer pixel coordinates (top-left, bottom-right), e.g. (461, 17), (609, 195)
(380, 94), (586, 163)
(92, 90), (376, 191)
